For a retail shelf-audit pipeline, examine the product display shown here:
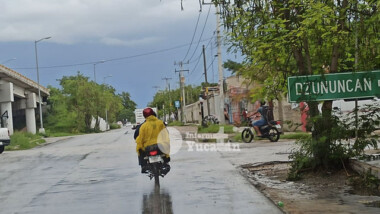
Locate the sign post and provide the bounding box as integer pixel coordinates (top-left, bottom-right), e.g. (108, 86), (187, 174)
(288, 70), (380, 102)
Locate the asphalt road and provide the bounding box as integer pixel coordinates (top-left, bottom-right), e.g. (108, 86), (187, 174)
(0, 126), (283, 214)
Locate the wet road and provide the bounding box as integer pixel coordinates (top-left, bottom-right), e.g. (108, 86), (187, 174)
(0, 127), (282, 214)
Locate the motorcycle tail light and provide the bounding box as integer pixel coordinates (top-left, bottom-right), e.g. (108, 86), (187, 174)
(150, 151), (158, 156)
(276, 121), (281, 125)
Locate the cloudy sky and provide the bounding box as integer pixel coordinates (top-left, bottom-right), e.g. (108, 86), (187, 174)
(0, 0), (240, 107)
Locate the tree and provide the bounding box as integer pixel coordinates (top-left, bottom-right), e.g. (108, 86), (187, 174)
(46, 72), (133, 133)
(117, 92), (137, 123)
(215, 0), (380, 173)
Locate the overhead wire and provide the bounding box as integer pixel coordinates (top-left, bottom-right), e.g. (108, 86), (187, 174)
(182, 11), (202, 62)
(187, 5), (212, 63)
(11, 37), (214, 70)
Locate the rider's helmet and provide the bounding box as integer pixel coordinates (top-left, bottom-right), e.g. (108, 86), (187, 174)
(143, 108), (155, 118)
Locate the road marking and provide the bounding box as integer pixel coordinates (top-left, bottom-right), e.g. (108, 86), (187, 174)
(378, 80), (380, 87)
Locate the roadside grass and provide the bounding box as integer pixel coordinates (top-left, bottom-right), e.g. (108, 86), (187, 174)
(281, 132), (311, 139)
(41, 129), (84, 137)
(6, 132), (46, 151)
(168, 121), (184, 126)
(198, 124), (234, 134)
(233, 133), (242, 142)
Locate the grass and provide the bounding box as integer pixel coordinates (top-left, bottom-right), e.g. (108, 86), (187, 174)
(233, 132), (243, 142)
(6, 132), (46, 151)
(168, 121), (184, 126)
(198, 124), (235, 134)
(281, 132), (311, 139)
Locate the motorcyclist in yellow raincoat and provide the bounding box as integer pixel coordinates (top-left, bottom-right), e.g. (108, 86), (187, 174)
(136, 108), (170, 173)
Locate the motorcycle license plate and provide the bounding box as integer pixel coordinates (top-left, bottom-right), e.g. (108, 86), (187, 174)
(149, 155), (162, 163)
(275, 124), (281, 129)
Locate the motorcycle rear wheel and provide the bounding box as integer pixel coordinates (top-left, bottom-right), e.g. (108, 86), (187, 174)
(241, 129), (254, 143)
(268, 127), (280, 142)
(152, 163), (160, 186)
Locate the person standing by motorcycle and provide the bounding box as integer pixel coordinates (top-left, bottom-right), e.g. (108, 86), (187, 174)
(252, 101), (268, 137)
(136, 108), (170, 173)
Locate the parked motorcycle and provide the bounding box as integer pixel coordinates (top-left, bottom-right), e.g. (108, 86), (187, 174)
(143, 145), (170, 186)
(241, 118), (282, 143)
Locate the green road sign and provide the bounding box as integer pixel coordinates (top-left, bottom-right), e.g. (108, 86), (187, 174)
(287, 70), (380, 103)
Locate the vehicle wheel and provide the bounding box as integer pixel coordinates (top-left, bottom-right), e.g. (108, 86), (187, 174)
(268, 127), (280, 142)
(0, 146), (4, 154)
(152, 163), (160, 186)
(241, 129), (254, 143)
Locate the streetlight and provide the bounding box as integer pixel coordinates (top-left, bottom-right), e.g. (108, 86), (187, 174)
(1, 58), (16, 65)
(93, 60), (106, 83)
(35, 36), (51, 134)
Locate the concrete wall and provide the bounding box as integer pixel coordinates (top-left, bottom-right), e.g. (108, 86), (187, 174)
(181, 96), (216, 124)
(90, 117), (108, 131)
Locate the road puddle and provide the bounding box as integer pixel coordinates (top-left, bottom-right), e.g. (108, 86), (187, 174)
(142, 185), (173, 214)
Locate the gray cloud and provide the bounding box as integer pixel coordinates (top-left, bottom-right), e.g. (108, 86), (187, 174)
(0, 0), (200, 45)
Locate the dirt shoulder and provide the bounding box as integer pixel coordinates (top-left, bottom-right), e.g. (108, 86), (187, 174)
(241, 162), (380, 214)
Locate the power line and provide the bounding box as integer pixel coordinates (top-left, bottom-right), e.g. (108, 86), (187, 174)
(187, 5), (212, 62)
(12, 37), (214, 70)
(182, 11), (202, 62)
(187, 35), (215, 78)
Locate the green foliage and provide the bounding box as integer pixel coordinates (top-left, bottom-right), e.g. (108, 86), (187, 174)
(110, 123), (121, 130)
(167, 121), (184, 126)
(223, 60), (243, 74)
(216, 0), (380, 99)
(215, 0), (380, 179)
(45, 72), (135, 133)
(117, 92), (137, 123)
(288, 103), (380, 180)
(7, 132), (46, 151)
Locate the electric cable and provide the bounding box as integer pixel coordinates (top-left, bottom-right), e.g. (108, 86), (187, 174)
(182, 11), (202, 62)
(12, 37), (214, 70)
(187, 5), (211, 62)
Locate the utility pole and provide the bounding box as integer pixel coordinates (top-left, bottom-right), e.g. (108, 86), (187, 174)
(201, 1), (225, 124)
(162, 77), (172, 121)
(216, 3), (225, 124)
(174, 61), (189, 123)
(202, 45), (211, 116)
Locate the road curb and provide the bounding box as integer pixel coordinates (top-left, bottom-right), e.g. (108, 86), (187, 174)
(38, 136), (74, 148)
(349, 158), (380, 179)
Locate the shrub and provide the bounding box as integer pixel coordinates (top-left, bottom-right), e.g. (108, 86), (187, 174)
(110, 123), (121, 130)
(288, 103), (380, 180)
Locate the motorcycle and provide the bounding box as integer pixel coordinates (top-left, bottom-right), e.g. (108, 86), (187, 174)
(143, 145), (170, 186)
(241, 117), (282, 143)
